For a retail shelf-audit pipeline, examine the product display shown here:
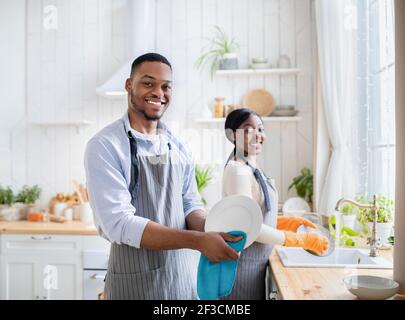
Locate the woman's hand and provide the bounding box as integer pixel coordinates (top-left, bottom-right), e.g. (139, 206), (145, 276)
(196, 232), (242, 263)
(276, 216), (317, 232)
(283, 231), (329, 256)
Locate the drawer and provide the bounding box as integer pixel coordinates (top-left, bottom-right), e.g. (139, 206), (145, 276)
(82, 235), (110, 252)
(1, 234), (82, 255)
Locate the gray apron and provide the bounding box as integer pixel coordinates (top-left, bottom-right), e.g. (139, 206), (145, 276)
(104, 124), (197, 300)
(222, 157), (278, 300)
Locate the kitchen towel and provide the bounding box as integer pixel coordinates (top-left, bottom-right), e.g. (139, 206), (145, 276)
(197, 231), (247, 300)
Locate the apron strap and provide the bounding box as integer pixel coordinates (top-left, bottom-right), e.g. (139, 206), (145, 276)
(251, 167), (272, 213)
(128, 131), (139, 196)
(127, 130), (172, 195)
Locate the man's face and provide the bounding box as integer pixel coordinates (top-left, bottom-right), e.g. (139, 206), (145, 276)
(125, 61), (172, 121)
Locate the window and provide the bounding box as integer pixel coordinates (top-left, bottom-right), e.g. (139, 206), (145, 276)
(353, 0), (395, 199)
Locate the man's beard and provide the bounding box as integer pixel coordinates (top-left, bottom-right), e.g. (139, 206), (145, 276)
(130, 92), (165, 121)
(140, 109), (162, 121)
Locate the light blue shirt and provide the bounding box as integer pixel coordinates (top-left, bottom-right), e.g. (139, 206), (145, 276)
(84, 112), (204, 248)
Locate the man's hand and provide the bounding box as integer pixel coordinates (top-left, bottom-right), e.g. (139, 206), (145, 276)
(196, 232), (243, 263)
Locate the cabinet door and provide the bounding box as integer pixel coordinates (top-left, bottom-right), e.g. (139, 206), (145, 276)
(0, 255), (41, 300)
(38, 256), (82, 300)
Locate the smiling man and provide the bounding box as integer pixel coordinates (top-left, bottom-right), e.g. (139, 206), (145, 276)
(84, 53), (241, 300)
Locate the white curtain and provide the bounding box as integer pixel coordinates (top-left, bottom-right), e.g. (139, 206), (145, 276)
(315, 0), (357, 215)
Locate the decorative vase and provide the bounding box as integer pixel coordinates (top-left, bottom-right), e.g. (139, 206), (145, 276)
(278, 54), (291, 68)
(367, 222), (393, 245)
(219, 53), (238, 70)
(0, 205), (22, 221)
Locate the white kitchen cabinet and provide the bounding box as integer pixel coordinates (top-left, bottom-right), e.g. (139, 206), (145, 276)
(265, 265), (281, 300)
(0, 234), (93, 300)
(39, 256), (82, 300)
(0, 255), (81, 300)
(0, 255), (40, 300)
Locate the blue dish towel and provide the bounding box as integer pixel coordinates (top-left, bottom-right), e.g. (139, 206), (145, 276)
(197, 231), (247, 300)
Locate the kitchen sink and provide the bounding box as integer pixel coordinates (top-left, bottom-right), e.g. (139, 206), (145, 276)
(277, 247), (392, 269)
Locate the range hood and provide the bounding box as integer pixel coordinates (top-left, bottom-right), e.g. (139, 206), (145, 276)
(96, 0), (156, 97)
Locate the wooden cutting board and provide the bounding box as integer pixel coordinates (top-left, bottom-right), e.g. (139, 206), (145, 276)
(243, 89), (276, 116)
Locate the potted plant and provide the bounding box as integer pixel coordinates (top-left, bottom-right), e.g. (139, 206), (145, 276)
(0, 185), (14, 206)
(356, 195), (394, 245)
(195, 165), (214, 206)
(195, 25), (240, 79)
(288, 167), (313, 209)
(0, 185), (19, 221)
(15, 185), (42, 219)
(340, 202), (359, 230)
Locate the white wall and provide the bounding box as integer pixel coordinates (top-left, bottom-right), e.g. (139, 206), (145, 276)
(1, 0), (316, 208)
(0, 0), (26, 189)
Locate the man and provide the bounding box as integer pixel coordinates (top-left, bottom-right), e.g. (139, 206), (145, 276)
(84, 53), (241, 300)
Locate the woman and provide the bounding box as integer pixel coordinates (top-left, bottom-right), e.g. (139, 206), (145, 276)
(222, 108), (329, 300)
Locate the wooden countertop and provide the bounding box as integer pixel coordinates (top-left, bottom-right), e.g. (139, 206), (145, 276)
(269, 245), (395, 300)
(0, 220), (98, 235)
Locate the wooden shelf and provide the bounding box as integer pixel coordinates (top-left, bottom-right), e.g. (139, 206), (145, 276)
(215, 68), (300, 76)
(195, 116), (302, 124)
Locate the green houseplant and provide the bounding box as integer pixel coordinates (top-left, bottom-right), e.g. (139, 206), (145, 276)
(195, 165), (214, 206)
(340, 202), (359, 230)
(0, 185), (42, 221)
(15, 185), (41, 204)
(355, 195), (394, 224)
(356, 195), (394, 244)
(0, 185), (14, 206)
(0, 185), (19, 221)
(195, 25), (240, 79)
(288, 167), (313, 205)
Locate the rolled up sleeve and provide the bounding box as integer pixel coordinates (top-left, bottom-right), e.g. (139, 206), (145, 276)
(84, 138), (149, 248)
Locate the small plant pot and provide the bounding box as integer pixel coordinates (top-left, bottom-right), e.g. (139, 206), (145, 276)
(0, 205), (21, 221)
(342, 215), (356, 230)
(218, 53), (238, 70)
(15, 202), (30, 220)
(367, 222), (393, 245)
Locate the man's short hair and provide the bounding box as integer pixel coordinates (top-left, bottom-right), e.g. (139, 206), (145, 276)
(130, 53), (172, 76)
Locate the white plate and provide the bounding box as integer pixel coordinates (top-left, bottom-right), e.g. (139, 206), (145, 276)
(205, 195), (263, 249)
(271, 110), (298, 117)
(282, 197), (310, 215)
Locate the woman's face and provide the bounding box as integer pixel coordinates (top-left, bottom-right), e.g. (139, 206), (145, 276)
(234, 115), (266, 157)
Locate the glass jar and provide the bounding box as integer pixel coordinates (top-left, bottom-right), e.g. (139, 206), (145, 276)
(278, 54), (291, 68)
(224, 104), (233, 117)
(213, 97), (225, 118)
(27, 207), (44, 222)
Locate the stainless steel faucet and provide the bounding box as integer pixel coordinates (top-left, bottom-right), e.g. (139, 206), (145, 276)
(335, 195), (380, 257)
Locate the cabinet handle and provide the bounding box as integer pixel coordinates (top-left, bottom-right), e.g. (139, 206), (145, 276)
(35, 295), (40, 300)
(43, 296), (47, 300)
(31, 236), (52, 241)
(90, 273), (106, 280)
